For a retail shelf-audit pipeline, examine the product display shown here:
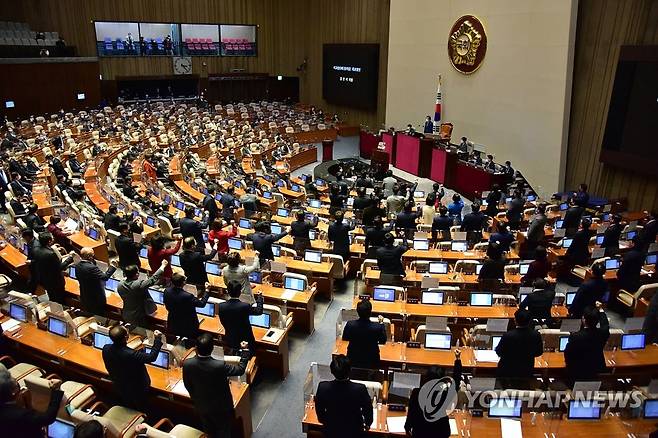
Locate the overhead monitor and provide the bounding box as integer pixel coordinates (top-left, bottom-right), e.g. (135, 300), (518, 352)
(322, 43), (380, 110)
(94, 21), (140, 56)
(220, 24), (257, 56)
(181, 24), (219, 56)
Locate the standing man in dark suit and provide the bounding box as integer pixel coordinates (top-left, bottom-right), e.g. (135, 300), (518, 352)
(164, 273), (210, 342)
(617, 236), (645, 293)
(290, 210), (318, 254)
(375, 233), (408, 277)
(245, 222), (288, 266)
(328, 210), (355, 262)
(562, 201), (584, 238)
(116, 222), (142, 269)
(564, 303), (610, 382)
(0, 162), (10, 212)
(183, 333), (250, 438)
(495, 309), (543, 386)
(506, 190), (525, 230)
(0, 370), (64, 438)
(103, 204), (122, 232)
(461, 201), (488, 246)
(432, 206), (452, 241)
(640, 212), (658, 252)
(525, 204), (547, 256)
(102, 325), (164, 410)
(32, 232), (75, 304)
(565, 217), (593, 267)
(643, 291), (658, 344)
(75, 247), (117, 318)
(221, 186), (237, 221)
(315, 354), (373, 438)
(601, 214), (623, 256)
(569, 262), (608, 318)
(519, 279), (556, 322)
(180, 206), (208, 249)
(573, 183), (590, 208)
(202, 185), (219, 224)
(342, 299), (387, 369)
(180, 237), (217, 294)
(218, 280), (264, 353)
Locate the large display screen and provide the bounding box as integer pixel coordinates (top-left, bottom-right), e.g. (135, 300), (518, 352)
(94, 22), (140, 56)
(322, 44), (379, 110)
(181, 24), (220, 56)
(220, 25), (257, 56)
(600, 46), (658, 176)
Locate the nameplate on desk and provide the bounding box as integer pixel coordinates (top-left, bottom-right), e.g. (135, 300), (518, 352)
(358, 295), (371, 301)
(406, 341), (421, 349)
(370, 266), (379, 271)
(387, 403), (406, 412)
(407, 298), (419, 304)
(293, 256), (302, 261)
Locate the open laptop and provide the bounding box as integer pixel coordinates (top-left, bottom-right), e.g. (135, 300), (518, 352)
(373, 287), (396, 302)
(47, 316), (69, 337)
(249, 313), (271, 329)
(568, 400), (601, 420)
(304, 250), (322, 263)
(421, 290), (444, 305)
(559, 336), (570, 352)
(519, 261), (531, 275)
(143, 348), (170, 369)
(47, 419), (76, 438)
(205, 261), (221, 276)
(621, 333), (645, 350)
(413, 239), (429, 251)
(470, 293), (493, 306)
(284, 276), (305, 292)
(489, 398), (522, 418)
(93, 331), (113, 350)
(228, 238), (243, 250)
(9, 302), (28, 322)
(271, 223), (283, 234)
(428, 261), (448, 274)
(451, 241), (467, 252)
(424, 332), (451, 350)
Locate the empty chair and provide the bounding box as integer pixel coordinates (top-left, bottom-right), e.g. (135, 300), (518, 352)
(24, 375), (96, 423)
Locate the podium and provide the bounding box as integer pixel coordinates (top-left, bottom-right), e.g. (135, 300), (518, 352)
(322, 140), (333, 162)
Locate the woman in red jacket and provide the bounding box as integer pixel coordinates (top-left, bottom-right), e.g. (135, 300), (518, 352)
(208, 219), (238, 261)
(147, 235), (182, 285)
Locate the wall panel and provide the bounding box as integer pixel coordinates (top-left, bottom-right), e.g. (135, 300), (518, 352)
(566, 0), (658, 211)
(1, 0), (389, 128)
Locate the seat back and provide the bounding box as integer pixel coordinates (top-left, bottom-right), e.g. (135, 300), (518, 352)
(157, 216), (174, 239)
(454, 260), (478, 274)
(322, 254), (345, 279)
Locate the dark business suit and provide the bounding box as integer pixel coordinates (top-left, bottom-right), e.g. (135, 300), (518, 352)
(363, 225), (392, 257)
(566, 228), (593, 266)
(495, 326), (543, 380)
(617, 248), (645, 292)
(183, 349), (250, 438)
(202, 194), (219, 223)
(601, 224), (622, 256)
(290, 218), (317, 254)
(461, 211), (487, 244)
(75, 260), (117, 316)
(376, 244), (408, 276)
(10, 179), (30, 197)
(643, 292), (658, 344)
(342, 317), (387, 369)
(405, 358), (462, 438)
(328, 221), (354, 260)
(102, 337), (163, 409)
(564, 311), (610, 382)
(164, 286), (209, 339)
(246, 231), (287, 263)
(563, 206), (584, 237)
(506, 197), (525, 229)
(641, 219), (658, 251)
(24, 213), (46, 231)
(103, 212), (122, 232)
(489, 231), (514, 252)
(218, 296), (263, 351)
(315, 379), (373, 438)
(180, 248), (217, 286)
(569, 276), (608, 318)
(352, 196), (372, 211)
(32, 245), (73, 304)
(521, 259), (550, 286)
(520, 288), (556, 321)
(526, 213), (547, 247)
(0, 389), (64, 438)
(180, 217), (207, 249)
(478, 258), (505, 280)
(396, 211), (418, 231)
(484, 191), (501, 218)
(432, 215), (452, 241)
(220, 193), (236, 219)
(116, 234), (142, 268)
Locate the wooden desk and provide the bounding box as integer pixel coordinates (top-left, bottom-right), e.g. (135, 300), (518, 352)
(33, 191), (54, 217)
(0, 241), (29, 278)
(402, 249), (520, 262)
(2, 319), (253, 437)
(67, 231), (109, 262)
(62, 277), (291, 379)
(287, 146), (317, 172)
(364, 268), (523, 287)
(303, 406), (657, 437)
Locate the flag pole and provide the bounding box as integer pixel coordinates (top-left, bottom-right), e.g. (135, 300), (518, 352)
(433, 75), (442, 134)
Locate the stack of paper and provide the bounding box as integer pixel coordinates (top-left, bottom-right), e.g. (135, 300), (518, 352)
(449, 418), (458, 435)
(500, 418), (523, 438)
(386, 416), (407, 433)
(474, 349), (500, 363)
(1, 318), (21, 333)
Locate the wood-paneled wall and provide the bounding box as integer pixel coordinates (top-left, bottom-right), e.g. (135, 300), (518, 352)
(566, 0), (658, 211)
(1, 0), (389, 128)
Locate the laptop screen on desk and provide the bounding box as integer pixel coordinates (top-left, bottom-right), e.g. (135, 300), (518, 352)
(68, 266), (76, 279)
(93, 331), (112, 350)
(175, 201), (185, 210)
(492, 335), (502, 350)
(272, 245), (281, 257)
(566, 291), (576, 305)
(605, 258), (620, 270)
(304, 250), (322, 263)
(47, 317), (68, 337)
(421, 291), (443, 305)
(249, 271), (262, 284)
(568, 400), (601, 419)
(146, 216), (157, 227)
(621, 333), (645, 350)
(470, 293), (493, 306)
(249, 313), (271, 328)
(559, 336), (570, 352)
(170, 254), (181, 266)
(284, 276), (305, 291)
(239, 218), (252, 229)
(196, 302), (215, 317)
(428, 261), (448, 274)
(9, 303), (27, 322)
(105, 278), (119, 293)
(596, 234), (604, 245)
(309, 199), (321, 208)
(646, 254), (658, 265)
(140, 247), (148, 258)
(48, 419), (75, 438)
(228, 238), (243, 250)
(555, 219), (564, 229)
(148, 288), (164, 304)
(205, 261), (221, 276)
(644, 400), (658, 419)
(489, 398), (522, 418)
(87, 228), (100, 240)
(451, 241), (467, 252)
(519, 262), (530, 275)
(277, 208), (289, 217)
(263, 191), (272, 199)
(562, 238), (573, 248)
(271, 223), (282, 234)
(413, 239), (429, 250)
(144, 348), (169, 369)
(425, 333), (451, 350)
(373, 287), (395, 302)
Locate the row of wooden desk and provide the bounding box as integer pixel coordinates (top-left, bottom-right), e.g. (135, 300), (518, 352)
(1, 318), (253, 437)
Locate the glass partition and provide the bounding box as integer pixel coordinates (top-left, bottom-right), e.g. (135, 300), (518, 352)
(94, 22), (139, 56)
(181, 24), (219, 56)
(139, 23), (179, 56)
(220, 24), (257, 56)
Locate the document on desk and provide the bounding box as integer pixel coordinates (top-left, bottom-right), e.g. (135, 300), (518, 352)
(474, 349), (500, 363)
(500, 418), (523, 438)
(281, 290), (297, 301)
(386, 416), (407, 433)
(449, 418), (458, 435)
(1, 318), (21, 333)
(170, 379), (189, 397)
(63, 218), (79, 232)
